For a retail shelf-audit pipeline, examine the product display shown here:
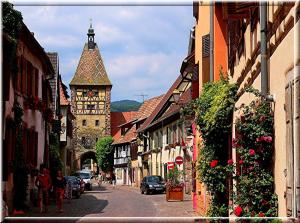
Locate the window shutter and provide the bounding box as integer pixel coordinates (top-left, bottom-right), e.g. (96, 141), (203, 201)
(15, 56), (21, 92)
(35, 69), (39, 97)
(285, 80), (294, 217)
(21, 57), (27, 95)
(27, 61), (32, 96)
(202, 34), (210, 58)
(33, 131), (38, 167)
(22, 128), (28, 163)
(294, 75), (300, 218)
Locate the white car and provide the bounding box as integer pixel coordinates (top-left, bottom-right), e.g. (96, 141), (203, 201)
(76, 171), (93, 190)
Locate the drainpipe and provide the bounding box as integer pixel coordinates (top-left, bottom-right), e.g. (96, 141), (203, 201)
(293, 2), (300, 218)
(210, 2), (214, 82)
(260, 2), (268, 97)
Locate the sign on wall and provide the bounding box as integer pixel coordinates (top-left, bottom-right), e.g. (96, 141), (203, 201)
(167, 162), (175, 170)
(175, 156), (183, 166)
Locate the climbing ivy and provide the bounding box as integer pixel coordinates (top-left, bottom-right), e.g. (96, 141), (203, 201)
(182, 74), (238, 218)
(2, 2), (23, 74)
(12, 101), (28, 211)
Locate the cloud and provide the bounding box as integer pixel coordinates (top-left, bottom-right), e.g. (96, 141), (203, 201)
(14, 5), (194, 101)
(94, 22), (132, 44)
(38, 34), (81, 48)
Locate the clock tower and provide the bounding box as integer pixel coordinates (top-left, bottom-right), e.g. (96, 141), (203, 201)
(70, 23), (112, 169)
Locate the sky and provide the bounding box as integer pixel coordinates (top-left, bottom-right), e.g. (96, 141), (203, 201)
(15, 4), (195, 102)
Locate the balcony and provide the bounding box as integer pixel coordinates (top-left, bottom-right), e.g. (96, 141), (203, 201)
(114, 157), (129, 165)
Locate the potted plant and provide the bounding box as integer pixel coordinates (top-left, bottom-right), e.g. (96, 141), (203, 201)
(166, 165), (184, 201)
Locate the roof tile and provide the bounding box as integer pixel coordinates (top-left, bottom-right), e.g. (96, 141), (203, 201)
(70, 43), (111, 86)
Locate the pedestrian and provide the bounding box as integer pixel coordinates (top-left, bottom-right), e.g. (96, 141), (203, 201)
(111, 172), (116, 189)
(53, 170), (66, 213)
(35, 166), (52, 213)
(65, 177), (72, 203)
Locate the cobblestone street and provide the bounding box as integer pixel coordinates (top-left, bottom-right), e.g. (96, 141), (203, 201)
(7, 181), (195, 222)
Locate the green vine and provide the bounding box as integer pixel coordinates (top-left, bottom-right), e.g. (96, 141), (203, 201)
(229, 88), (278, 218)
(12, 101), (28, 211)
(49, 133), (63, 180)
(2, 2), (23, 74)
(182, 73), (238, 217)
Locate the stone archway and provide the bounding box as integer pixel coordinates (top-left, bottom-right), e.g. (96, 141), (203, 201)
(77, 150), (99, 173)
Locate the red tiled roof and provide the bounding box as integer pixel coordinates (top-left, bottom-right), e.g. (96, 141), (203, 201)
(70, 43), (111, 86)
(134, 95), (164, 121)
(111, 111), (137, 140)
(112, 95), (164, 145)
(112, 125), (137, 145)
(148, 87), (192, 128)
(59, 80), (69, 106)
(138, 74), (183, 132)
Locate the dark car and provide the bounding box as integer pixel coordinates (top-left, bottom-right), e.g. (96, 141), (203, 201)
(64, 176), (81, 199)
(140, 175), (166, 195)
(72, 173), (86, 193)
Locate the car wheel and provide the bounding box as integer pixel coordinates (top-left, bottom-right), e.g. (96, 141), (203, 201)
(141, 188), (144, 194)
(76, 192), (80, 199)
(145, 188), (149, 195)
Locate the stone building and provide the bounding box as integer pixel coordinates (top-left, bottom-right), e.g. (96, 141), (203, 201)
(70, 23), (112, 171)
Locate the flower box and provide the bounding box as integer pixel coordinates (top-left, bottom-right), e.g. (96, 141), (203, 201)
(166, 186), (183, 201)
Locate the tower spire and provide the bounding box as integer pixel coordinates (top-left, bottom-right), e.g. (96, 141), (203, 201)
(87, 19), (95, 49)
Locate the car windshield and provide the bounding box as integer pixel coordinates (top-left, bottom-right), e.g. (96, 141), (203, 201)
(147, 176), (162, 183)
(78, 172), (91, 179)
(65, 176), (78, 182)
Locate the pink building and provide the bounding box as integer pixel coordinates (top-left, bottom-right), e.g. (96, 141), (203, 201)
(2, 20), (54, 212)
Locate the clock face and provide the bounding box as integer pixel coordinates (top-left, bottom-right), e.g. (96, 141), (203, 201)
(87, 91), (94, 97)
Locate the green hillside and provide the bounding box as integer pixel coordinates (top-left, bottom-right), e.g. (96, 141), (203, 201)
(111, 100), (141, 112)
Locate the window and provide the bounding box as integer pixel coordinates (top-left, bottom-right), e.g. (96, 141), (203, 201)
(82, 91), (87, 97)
(82, 120), (87, 126)
(158, 130), (163, 148)
(87, 104), (95, 110)
(95, 120), (99, 126)
(81, 137), (86, 145)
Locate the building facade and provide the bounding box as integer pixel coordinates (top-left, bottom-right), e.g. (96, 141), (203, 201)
(193, 1), (300, 217)
(69, 24), (112, 171)
(59, 79), (75, 175)
(112, 96), (163, 186)
(2, 16), (55, 212)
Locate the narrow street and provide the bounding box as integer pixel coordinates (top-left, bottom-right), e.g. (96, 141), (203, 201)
(14, 180), (195, 220)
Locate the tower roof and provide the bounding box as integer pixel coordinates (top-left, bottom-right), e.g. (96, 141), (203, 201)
(70, 43), (112, 86)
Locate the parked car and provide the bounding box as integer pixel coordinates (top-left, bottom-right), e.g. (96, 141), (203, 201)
(75, 171), (93, 190)
(64, 176), (81, 199)
(140, 175), (166, 195)
(72, 173), (86, 193)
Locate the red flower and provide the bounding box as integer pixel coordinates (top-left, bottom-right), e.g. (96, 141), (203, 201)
(249, 149), (255, 156)
(227, 159), (234, 165)
(210, 160), (218, 168)
(264, 136), (272, 143)
(256, 136), (273, 143)
(234, 205), (243, 216)
(261, 199), (268, 206)
(258, 212), (265, 217)
(239, 159), (244, 165)
(259, 115), (266, 122)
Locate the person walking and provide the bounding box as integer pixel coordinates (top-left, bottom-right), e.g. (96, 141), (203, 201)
(35, 166), (52, 213)
(53, 170), (66, 213)
(111, 173), (116, 189)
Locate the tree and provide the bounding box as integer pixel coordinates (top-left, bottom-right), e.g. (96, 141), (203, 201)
(95, 136), (114, 172)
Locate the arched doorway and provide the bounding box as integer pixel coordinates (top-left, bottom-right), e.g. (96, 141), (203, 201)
(80, 151), (99, 174)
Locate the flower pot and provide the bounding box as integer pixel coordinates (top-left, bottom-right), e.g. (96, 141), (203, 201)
(166, 186), (183, 201)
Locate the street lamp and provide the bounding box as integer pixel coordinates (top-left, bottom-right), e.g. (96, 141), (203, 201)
(172, 89), (181, 104)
